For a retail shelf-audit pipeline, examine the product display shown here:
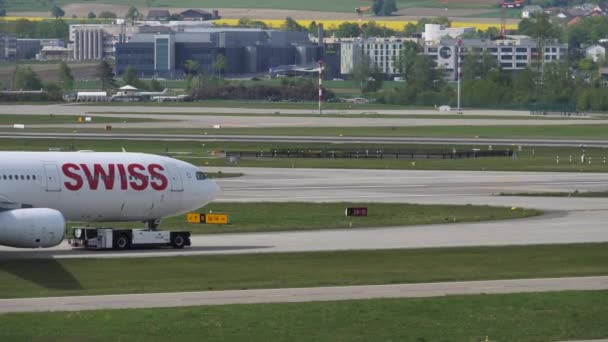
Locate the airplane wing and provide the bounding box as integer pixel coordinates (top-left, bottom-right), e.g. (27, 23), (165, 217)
(0, 193), (22, 211)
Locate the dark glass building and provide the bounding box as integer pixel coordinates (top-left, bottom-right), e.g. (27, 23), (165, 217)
(115, 28), (318, 78)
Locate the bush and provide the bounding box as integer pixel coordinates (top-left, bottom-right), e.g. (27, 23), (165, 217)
(191, 83), (334, 102)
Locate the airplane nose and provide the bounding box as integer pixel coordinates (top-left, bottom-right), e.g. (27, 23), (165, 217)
(208, 180), (221, 199)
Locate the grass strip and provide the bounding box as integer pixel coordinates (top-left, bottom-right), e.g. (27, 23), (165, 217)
(0, 291), (607, 341)
(1, 138), (606, 173)
(1, 243), (607, 299)
(71, 202), (540, 234)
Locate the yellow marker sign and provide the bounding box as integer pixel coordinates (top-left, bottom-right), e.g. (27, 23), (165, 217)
(205, 214), (229, 224)
(187, 213), (202, 224)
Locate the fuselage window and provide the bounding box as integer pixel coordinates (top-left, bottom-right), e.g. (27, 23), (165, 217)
(20, 175), (24, 180)
(26, 175), (30, 180)
(2, 175), (5, 180)
(32, 175), (36, 180)
(196, 172), (207, 180)
(14, 175), (18, 180)
(9, 175), (12, 180)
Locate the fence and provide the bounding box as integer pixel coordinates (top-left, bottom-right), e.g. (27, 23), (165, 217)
(225, 149), (513, 160)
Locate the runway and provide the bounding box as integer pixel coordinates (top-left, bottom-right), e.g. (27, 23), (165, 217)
(2, 168), (608, 259)
(1, 131), (608, 147)
(1, 276), (606, 313)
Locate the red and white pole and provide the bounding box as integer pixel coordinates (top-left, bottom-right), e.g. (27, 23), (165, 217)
(318, 60), (323, 115)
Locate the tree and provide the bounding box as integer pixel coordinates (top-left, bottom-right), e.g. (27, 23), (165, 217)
(212, 54), (227, 78)
(335, 22), (360, 38)
(525, 12), (560, 86)
(184, 59), (200, 90)
(98, 11), (117, 19)
(122, 66), (143, 88)
(125, 6), (140, 21)
(282, 17), (305, 31)
(397, 41), (420, 82)
(51, 5), (65, 18)
(351, 55), (382, 93)
(58, 61), (74, 90)
(381, 0), (398, 16)
(13, 66), (43, 90)
(87, 12), (96, 19)
(402, 23), (417, 36)
(372, 0), (384, 16)
(361, 21), (395, 37)
(308, 21), (319, 38)
(149, 79), (163, 91)
(97, 60), (117, 90)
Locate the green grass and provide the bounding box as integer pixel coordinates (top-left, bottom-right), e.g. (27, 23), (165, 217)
(1, 243), (607, 298)
(100, 124), (608, 140)
(70, 202), (539, 234)
(1, 138), (607, 173)
(5, 0), (495, 13)
(4, 290), (608, 341)
(0, 114), (156, 125)
(2, 291), (607, 341)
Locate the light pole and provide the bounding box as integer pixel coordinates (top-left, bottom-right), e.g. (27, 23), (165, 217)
(456, 38), (463, 114)
(318, 60), (323, 115)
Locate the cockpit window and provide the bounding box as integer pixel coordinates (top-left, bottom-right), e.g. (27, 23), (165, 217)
(196, 172), (207, 180)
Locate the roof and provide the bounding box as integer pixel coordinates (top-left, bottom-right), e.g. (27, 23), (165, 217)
(147, 9), (170, 17)
(119, 85), (138, 91)
(180, 9), (212, 16)
(523, 5), (542, 12)
(585, 44), (605, 52)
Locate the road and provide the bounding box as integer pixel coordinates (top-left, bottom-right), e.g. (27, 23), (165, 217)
(1, 276), (606, 313)
(2, 168), (608, 259)
(1, 131), (608, 147)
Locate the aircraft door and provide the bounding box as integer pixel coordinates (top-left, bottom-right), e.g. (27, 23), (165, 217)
(43, 163), (61, 192)
(165, 163), (184, 192)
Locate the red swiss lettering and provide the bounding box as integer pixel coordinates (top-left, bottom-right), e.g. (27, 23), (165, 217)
(128, 163), (148, 191)
(148, 164), (168, 191)
(62, 163), (83, 191)
(80, 164), (115, 190)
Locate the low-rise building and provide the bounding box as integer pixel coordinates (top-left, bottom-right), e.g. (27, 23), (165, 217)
(585, 44), (605, 62)
(180, 9), (219, 21)
(522, 5), (543, 18)
(340, 37), (419, 75)
(0, 34), (17, 60)
(425, 35), (567, 79)
(423, 24), (474, 45)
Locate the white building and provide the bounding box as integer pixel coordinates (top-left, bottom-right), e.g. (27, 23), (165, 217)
(340, 37), (418, 75)
(585, 44), (605, 62)
(522, 5), (543, 19)
(423, 24), (474, 45)
(425, 35), (568, 80)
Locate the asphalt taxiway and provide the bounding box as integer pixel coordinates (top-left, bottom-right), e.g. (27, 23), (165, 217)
(2, 168), (607, 259)
(1, 276), (606, 313)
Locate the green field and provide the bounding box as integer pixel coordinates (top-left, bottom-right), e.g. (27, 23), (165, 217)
(4, 290), (608, 341)
(0, 138), (606, 173)
(1, 243), (607, 298)
(71, 202), (538, 234)
(97, 124), (608, 140)
(5, 0), (495, 13)
(2, 291), (607, 341)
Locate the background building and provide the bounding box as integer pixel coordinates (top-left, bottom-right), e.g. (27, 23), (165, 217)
(340, 37), (419, 76)
(425, 36), (568, 79)
(0, 34), (17, 60)
(115, 28), (317, 78)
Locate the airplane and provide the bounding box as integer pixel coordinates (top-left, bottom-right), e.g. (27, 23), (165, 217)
(0, 151), (220, 248)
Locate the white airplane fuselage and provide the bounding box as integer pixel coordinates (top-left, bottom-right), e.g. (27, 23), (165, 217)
(0, 152), (220, 248)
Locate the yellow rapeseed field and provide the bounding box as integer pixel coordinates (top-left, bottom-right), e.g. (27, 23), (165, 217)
(213, 18), (517, 31)
(0, 16), (46, 22)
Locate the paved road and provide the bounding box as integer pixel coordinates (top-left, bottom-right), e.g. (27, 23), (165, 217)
(1, 276), (606, 313)
(0, 105), (601, 129)
(1, 131), (607, 147)
(0, 104), (547, 116)
(2, 168), (608, 259)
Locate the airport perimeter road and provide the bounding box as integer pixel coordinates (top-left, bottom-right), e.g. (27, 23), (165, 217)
(2, 168), (608, 259)
(1, 276), (607, 313)
(1, 131), (608, 147)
